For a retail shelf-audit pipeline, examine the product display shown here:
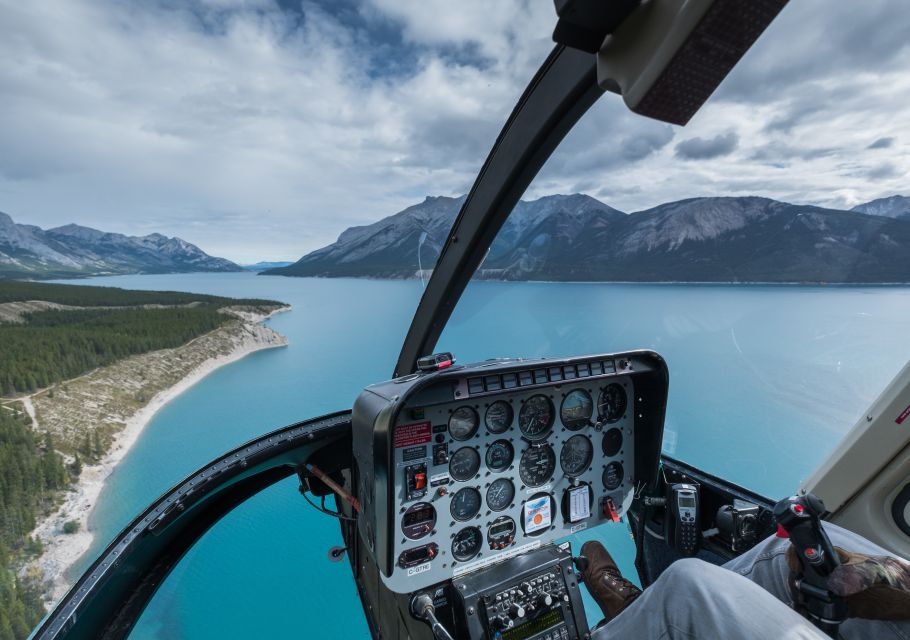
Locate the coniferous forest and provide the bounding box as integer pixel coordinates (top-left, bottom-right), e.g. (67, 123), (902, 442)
(0, 280), (285, 639)
(0, 281), (282, 395)
(0, 408), (67, 639)
(2, 306), (228, 394)
(0, 280), (276, 307)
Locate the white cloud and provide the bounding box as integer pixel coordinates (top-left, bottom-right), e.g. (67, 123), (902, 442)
(0, 0), (907, 261)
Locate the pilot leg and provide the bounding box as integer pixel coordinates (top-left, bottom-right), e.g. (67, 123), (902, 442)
(593, 557), (825, 639)
(723, 522), (910, 639)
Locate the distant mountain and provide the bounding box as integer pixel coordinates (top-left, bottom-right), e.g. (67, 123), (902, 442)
(263, 194), (623, 278)
(241, 261), (293, 271)
(0, 212), (241, 279)
(264, 194), (910, 283)
(851, 195), (910, 221)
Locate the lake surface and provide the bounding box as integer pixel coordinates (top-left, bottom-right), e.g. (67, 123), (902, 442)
(50, 273), (910, 638)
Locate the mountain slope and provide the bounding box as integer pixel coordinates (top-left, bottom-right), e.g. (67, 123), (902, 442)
(265, 194), (910, 283)
(263, 194), (624, 278)
(851, 195), (910, 221)
(0, 212), (240, 278)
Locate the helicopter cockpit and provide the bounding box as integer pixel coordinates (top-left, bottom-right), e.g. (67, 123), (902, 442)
(30, 1), (910, 639)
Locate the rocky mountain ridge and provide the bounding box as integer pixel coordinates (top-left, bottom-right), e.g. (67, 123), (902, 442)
(0, 212), (240, 278)
(264, 194), (910, 283)
(850, 195), (910, 221)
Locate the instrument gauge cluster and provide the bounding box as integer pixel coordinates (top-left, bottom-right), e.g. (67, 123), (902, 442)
(361, 352), (663, 594)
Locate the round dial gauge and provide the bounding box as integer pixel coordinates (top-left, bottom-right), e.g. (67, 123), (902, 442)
(452, 526), (482, 562)
(560, 434), (593, 477)
(560, 389), (593, 430)
(602, 427), (623, 457)
(518, 395), (555, 440)
(485, 401), (513, 434)
(519, 444), (556, 487)
(449, 406), (479, 441)
(486, 478), (515, 512)
(449, 447), (480, 481)
(450, 487), (481, 521)
(603, 461), (624, 490)
(598, 384), (627, 423)
(485, 439), (514, 472)
(401, 502), (436, 540)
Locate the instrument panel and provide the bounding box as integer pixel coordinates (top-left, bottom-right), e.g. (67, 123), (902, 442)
(351, 353), (658, 594)
(352, 351), (667, 594)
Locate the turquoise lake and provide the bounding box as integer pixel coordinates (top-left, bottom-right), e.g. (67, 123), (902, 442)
(49, 273), (910, 638)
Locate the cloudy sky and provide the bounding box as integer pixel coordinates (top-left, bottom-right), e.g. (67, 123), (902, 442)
(1, 0), (907, 262)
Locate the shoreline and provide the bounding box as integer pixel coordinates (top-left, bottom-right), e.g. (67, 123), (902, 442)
(26, 306), (290, 605)
(259, 273), (910, 287)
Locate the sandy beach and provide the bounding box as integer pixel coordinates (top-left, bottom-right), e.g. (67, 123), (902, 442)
(25, 306), (290, 605)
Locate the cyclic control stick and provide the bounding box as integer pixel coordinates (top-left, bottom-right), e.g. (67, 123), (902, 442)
(773, 493), (846, 638)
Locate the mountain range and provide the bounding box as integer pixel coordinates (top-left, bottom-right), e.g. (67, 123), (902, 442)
(0, 212), (241, 279)
(850, 195), (910, 220)
(241, 261), (294, 271)
(263, 193), (910, 283)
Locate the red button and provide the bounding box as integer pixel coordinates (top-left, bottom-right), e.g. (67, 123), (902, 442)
(804, 547), (816, 558)
(776, 524), (790, 538)
(793, 503), (804, 513)
(415, 473), (427, 490)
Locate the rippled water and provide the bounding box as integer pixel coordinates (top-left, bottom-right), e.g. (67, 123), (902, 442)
(49, 273), (910, 638)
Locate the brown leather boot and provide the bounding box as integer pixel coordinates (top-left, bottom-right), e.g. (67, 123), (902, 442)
(581, 541), (642, 622)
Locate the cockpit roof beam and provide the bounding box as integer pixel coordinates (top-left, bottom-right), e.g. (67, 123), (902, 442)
(393, 44), (604, 377)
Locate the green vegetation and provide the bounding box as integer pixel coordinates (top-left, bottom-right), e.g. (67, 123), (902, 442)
(0, 409), (67, 638)
(0, 280), (287, 638)
(0, 281), (284, 395)
(2, 307), (231, 394)
(0, 279), (276, 307)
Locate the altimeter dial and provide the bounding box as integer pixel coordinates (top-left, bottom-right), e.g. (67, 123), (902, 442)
(519, 394), (554, 440)
(452, 526), (482, 562)
(486, 478), (514, 512)
(598, 384), (627, 423)
(560, 434), (593, 477)
(519, 444), (556, 487)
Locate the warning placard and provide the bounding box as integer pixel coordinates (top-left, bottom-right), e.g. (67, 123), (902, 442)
(394, 421), (432, 448)
(524, 495), (552, 535)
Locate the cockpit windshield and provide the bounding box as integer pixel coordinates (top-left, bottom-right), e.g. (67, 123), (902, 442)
(437, 0), (910, 499)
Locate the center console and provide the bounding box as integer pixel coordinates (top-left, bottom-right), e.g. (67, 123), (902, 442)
(452, 545), (587, 640)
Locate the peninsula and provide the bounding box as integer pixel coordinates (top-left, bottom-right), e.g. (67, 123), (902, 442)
(0, 281), (289, 623)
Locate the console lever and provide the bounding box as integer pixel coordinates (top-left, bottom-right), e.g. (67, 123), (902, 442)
(410, 593), (455, 640)
(772, 493), (846, 638)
